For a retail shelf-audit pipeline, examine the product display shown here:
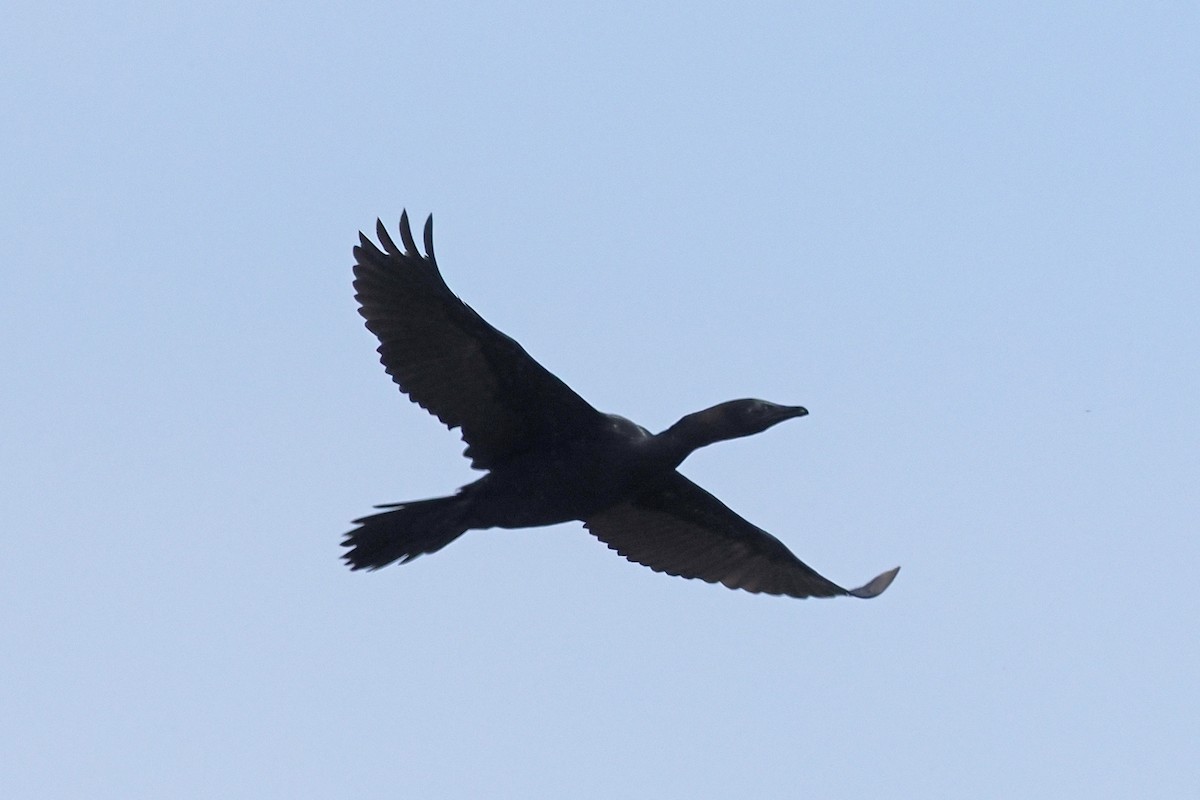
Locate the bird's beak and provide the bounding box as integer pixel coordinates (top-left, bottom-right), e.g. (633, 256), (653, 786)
(778, 405), (809, 421)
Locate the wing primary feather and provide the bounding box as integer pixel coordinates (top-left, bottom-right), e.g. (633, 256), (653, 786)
(847, 566), (901, 599)
(399, 210), (420, 256)
(423, 214), (436, 261)
(356, 231), (384, 260)
(375, 218), (401, 256)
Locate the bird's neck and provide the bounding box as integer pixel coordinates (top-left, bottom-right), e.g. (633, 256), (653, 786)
(654, 408), (729, 466)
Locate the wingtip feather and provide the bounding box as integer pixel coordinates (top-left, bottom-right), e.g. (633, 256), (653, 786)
(355, 231), (384, 261)
(376, 218), (401, 255)
(847, 565), (900, 599)
(423, 214), (435, 261)
(399, 210), (420, 256)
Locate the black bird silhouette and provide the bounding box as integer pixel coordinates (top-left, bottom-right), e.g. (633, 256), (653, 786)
(342, 212), (899, 600)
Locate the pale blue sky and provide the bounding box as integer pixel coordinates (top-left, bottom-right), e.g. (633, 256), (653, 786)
(3, 3), (1197, 798)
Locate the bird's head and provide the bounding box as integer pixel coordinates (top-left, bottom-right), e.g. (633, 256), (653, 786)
(704, 399), (809, 439)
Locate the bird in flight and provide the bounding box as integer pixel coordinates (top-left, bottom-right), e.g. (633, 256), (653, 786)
(342, 211), (899, 600)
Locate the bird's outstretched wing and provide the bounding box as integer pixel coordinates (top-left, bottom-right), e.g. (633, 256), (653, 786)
(354, 212), (605, 469)
(584, 472), (899, 599)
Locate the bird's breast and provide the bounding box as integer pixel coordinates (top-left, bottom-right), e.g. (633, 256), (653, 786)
(467, 425), (670, 529)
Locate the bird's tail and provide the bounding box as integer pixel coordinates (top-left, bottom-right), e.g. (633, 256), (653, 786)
(341, 496), (469, 570)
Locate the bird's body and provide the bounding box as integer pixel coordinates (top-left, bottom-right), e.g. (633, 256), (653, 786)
(342, 211), (898, 600)
(464, 414), (661, 527)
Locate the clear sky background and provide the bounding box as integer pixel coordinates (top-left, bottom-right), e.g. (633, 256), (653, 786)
(3, 3), (1197, 798)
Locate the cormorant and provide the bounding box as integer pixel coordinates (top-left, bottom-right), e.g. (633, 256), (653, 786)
(342, 211), (899, 600)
